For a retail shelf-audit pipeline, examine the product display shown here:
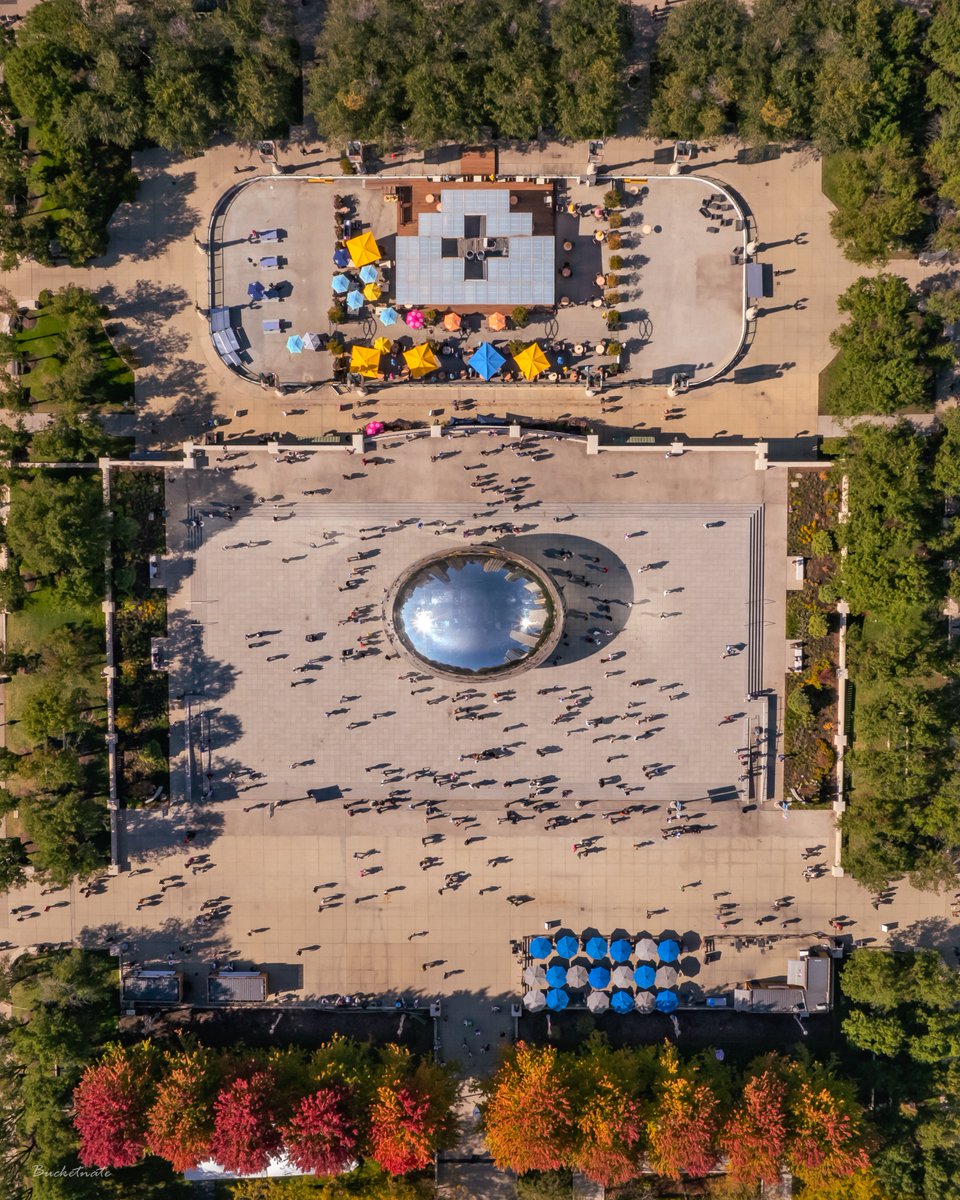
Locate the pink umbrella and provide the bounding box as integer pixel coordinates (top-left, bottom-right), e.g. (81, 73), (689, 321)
(365, 420), (385, 436)
(406, 309), (424, 330)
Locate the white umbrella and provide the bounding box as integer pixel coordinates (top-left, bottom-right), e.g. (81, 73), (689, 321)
(303, 332), (322, 350)
(523, 965), (547, 988)
(612, 965), (634, 988)
(655, 965), (678, 989)
(523, 990), (546, 1012)
(567, 965), (589, 989)
(635, 937), (658, 961)
(634, 991), (656, 1013)
(587, 990), (610, 1013)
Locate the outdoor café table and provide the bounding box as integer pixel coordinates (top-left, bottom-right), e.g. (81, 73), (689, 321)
(574, 344), (584, 355)
(262, 319), (281, 332)
(259, 256), (279, 268)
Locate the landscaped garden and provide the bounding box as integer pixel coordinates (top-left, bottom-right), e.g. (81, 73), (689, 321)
(110, 468), (169, 802)
(13, 285), (134, 412)
(784, 469), (841, 804)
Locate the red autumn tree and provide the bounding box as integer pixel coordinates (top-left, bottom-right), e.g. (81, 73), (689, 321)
(208, 1069), (282, 1175)
(788, 1079), (871, 1184)
(282, 1084), (360, 1176)
(368, 1081), (435, 1175)
(483, 1042), (577, 1173)
(572, 1074), (644, 1188)
(646, 1048), (720, 1179)
(74, 1043), (156, 1168)
(721, 1067), (789, 1185)
(145, 1047), (219, 1171)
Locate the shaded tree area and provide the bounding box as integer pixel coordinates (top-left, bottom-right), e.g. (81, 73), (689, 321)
(649, 0), (939, 264)
(839, 949), (960, 1199)
(73, 1036), (457, 1179)
(0, 467), (111, 885)
(0, 0), (299, 265)
(833, 419), (960, 892)
(305, 0), (626, 146)
(482, 1038), (873, 1191)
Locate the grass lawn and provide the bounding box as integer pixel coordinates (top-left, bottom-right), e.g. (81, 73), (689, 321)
(820, 153), (843, 209)
(16, 303), (134, 411)
(5, 587), (104, 754)
(818, 350), (843, 416)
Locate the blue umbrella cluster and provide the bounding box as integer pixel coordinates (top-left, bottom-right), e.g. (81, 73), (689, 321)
(346, 290), (364, 311)
(332, 273), (351, 294)
(528, 931), (686, 1017)
(333, 247), (350, 268)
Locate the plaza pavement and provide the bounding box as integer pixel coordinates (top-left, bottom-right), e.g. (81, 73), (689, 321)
(3, 438), (948, 1030)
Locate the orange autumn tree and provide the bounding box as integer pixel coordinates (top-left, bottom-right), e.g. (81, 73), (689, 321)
(368, 1054), (457, 1176)
(721, 1064), (789, 1185)
(788, 1074), (871, 1186)
(484, 1042), (576, 1173)
(572, 1072), (644, 1188)
(647, 1046), (721, 1179)
(145, 1046), (220, 1172)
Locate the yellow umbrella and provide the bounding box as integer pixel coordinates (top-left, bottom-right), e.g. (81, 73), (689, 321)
(363, 282), (382, 302)
(443, 312), (461, 331)
(514, 342), (550, 381)
(350, 344), (381, 378)
(374, 336), (392, 354)
(488, 311), (507, 331)
(346, 231), (381, 268)
(403, 343), (440, 379)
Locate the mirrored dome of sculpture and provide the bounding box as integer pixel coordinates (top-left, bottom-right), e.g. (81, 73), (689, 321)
(389, 549), (563, 678)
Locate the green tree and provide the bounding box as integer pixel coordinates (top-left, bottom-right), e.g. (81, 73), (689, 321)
(826, 276), (933, 416)
(828, 142), (925, 265)
(551, 0), (626, 140)
(20, 679), (85, 744)
(0, 837), (28, 890)
(19, 790), (107, 884)
(649, 0), (748, 138)
(6, 473), (107, 601)
(842, 1008), (906, 1057)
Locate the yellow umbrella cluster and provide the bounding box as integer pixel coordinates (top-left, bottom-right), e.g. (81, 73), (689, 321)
(373, 336), (392, 354)
(363, 282), (382, 301)
(513, 342), (550, 380)
(350, 344), (381, 378)
(403, 343), (440, 379)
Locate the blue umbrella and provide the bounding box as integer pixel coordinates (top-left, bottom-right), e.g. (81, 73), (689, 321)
(586, 936), (608, 960)
(286, 335), (303, 354)
(555, 935), (579, 959)
(546, 988), (569, 1011)
(611, 989), (634, 1014)
(658, 939), (680, 963)
(634, 964), (656, 989)
(379, 307), (399, 326)
(333, 248), (350, 268)
(247, 281), (265, 301)
(588, 966), (610, 989)
(346, 289), (364, 311)
(546, 964), (567, 988)
(332, 273), (351, 294)
(610, 939), (633, 962)
(359, 264), (379, 284)
(530, 936), (553, 959)
(468, 342), (506, 380)
(656, 990), (679, 1013)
